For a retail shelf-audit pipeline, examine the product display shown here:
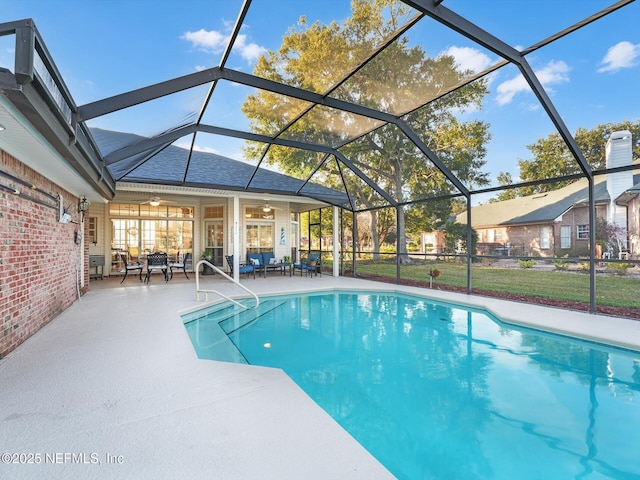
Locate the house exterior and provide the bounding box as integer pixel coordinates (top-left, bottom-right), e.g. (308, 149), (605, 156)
(445, 131), (639, 258)
(456, 178), (611, 257)
(86, 128), (347, 278)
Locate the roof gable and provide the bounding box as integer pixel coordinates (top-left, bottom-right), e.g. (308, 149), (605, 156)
(459, 178), (611, 227)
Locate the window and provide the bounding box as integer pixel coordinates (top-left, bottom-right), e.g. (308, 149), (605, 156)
(246, 223), (274, 254)
(246, 207), (275, 220)
(205, 221), (224, 266)
(204, 206), (223, 219)
(577, 225), (589, 240)
(88, 216), (98, 244)
(495, 229), (503, 242)
(561, 225), (571, 249)
(202, 206), (225, 265)
(110, 203), (194, 264)
(540, 226), (551, 249)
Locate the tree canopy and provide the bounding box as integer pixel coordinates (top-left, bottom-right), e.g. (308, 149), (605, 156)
(241, 0), (491, 256)
(493, 120), (640, 201)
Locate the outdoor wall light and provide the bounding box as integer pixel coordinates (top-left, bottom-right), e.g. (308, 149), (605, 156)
(0, 124), (5, 131)
(79, 196), (90, 222)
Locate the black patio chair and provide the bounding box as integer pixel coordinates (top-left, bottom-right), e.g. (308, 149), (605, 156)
(119, 253), (143, 284)
(145, 252), (168, 283)
(169, 252), (191, 280)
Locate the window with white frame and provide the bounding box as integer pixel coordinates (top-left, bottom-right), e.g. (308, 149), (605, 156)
(540, 226), (551, 249)
(577, 224), (589, 240)
(560, 225), (571, 249)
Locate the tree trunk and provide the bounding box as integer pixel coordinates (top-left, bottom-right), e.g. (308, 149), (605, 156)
(370, 210), (381, 260)
(397, 205), (411, 264)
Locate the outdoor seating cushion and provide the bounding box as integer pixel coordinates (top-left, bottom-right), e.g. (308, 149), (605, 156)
(247, 252), (275, 266)
(247, 253), (262, 266)
(262, 252), (275, 265)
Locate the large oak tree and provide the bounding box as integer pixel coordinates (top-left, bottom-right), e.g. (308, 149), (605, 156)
(242, 0), (491, 258)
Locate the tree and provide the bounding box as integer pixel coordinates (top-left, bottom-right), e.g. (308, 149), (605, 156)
(595, 217), (625, 255)
(490, 171), (517, 202)
(241, 0), (491, 261)
(508, 121), (640, 197)
(443, 221), (477, 255)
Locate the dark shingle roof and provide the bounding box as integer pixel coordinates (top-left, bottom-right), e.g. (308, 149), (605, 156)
(91, 128), (351, 207)
(457, 178), (611, 227)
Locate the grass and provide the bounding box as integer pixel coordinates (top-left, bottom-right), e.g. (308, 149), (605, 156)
(353, 259), (640, 310)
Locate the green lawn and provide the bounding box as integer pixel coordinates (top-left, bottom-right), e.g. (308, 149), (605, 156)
(353, 260), (640, 310)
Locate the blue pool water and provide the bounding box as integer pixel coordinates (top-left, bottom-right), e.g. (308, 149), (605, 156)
(183, 290), (640, 479)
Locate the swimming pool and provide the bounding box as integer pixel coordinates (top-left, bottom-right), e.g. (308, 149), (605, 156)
(183, 290), (640, 479)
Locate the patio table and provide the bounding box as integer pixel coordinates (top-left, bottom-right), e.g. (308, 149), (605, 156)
(261, 262), (292, 278)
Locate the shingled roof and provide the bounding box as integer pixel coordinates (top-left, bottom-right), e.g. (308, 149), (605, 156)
(457, 177), (613, 228)
(91, 128), (352, 208)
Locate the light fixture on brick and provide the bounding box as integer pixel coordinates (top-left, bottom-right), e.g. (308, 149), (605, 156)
(78, 196), (89, 222)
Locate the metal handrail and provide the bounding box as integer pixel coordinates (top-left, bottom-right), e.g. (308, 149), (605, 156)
(194, 260), (259, 309)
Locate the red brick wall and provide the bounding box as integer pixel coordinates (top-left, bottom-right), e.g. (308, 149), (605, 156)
(0, 150), (85, 358)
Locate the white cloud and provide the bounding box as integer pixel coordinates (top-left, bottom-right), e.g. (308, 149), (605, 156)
(598, 41), (640, 73)
(175, 141), (220, 154)
(181, 28), (266, 64)
(496, 60), (570, 105)
(181, 29), (227, 53)
(442, 46), (493, 74)
(234, 34), (267, 63)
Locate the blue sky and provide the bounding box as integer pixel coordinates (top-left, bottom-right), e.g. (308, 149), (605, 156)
(1, 0), (639, 192)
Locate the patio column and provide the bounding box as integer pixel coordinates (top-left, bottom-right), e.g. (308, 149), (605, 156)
(233, 195), (240, 282)
(333, 206), (339, 277)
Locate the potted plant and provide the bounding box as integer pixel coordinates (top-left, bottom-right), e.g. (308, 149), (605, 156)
(201, 249), (215, 275)
(283, 255), (291, 264)
(428, 268), (440, 288)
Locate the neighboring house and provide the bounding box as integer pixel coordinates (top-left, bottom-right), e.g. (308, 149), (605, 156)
(424, 131), (639, 258)
(456, 177), (612, 257)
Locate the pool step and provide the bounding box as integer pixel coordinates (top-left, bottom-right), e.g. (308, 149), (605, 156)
(219, 300), (287, 334)
(182, 302), (243, 326)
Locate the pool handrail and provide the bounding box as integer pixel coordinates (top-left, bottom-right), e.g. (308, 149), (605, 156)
(195, 260), (259, 309)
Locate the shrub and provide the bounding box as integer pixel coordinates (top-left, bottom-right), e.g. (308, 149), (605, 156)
(606, 262), (631, 276)
(379, 245), (397, 254)
(577, 262), (590, 272)
(553, 255), (570, 271)
(517, 259), (536, 269)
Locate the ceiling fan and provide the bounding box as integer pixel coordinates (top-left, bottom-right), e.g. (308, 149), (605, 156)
(140, 195), (175, 206)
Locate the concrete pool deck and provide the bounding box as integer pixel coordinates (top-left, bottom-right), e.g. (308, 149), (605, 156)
(1, 274), (639, 479)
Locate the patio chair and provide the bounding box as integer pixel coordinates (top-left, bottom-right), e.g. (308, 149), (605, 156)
(119, 253), (143, 283)
(145, 252), (168, 283)
(225, 255), (256, 279)
(293, 253), (320, 277)
(169, 252), (191, 280)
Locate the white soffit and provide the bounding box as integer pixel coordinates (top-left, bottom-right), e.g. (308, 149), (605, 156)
(0, 96), (102, 202)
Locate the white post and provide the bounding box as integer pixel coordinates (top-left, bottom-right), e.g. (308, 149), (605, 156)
(333, 206), (339, 277)
(233, 195), (240, 282)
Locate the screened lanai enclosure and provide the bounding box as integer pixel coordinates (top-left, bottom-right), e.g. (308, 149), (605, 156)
(1, 0), (639, 317)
